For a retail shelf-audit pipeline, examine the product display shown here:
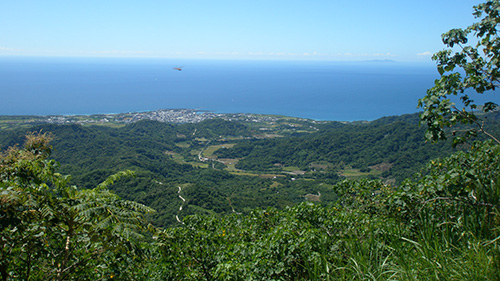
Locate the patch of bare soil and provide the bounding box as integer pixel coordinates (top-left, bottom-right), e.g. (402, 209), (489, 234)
(305, 193), (321, 202)
(369, 162), (393, 172)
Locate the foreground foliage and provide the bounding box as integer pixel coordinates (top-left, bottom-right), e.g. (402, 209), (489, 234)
(0, 132), (155, 281)
(158, 140), (500, 280)
(2, 133), (498, 280)
(419, 0), (500, 145)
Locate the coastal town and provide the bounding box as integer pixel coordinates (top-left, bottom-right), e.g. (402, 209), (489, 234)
(41, 109), (225, 124)
(1, 109), (323, 129)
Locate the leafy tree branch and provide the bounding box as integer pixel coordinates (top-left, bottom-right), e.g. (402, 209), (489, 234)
(419, 0), (500, 145)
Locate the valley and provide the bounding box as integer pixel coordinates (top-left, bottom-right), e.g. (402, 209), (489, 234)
(0, 110), (464, 227)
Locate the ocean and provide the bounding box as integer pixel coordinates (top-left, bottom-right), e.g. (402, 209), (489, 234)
(0, 56), (449, 121)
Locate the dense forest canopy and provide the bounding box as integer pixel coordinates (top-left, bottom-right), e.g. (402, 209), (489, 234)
(2, 112), (489, 227)
(2, 1), (500, 279)
(2, 129), (499, 280)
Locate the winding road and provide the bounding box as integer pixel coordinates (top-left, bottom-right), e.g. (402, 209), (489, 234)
(176, 186), (186, 224)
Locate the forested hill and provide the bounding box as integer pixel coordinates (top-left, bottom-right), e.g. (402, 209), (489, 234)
(0, 112), (476, 226)
(216, 117), (455, 183)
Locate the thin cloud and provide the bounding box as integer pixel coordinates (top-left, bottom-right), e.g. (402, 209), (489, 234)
(417, 51), (433, 56)
(91, 50), (147, 56)
(342, 52), (396, 57)
(0, 46), (23, 52)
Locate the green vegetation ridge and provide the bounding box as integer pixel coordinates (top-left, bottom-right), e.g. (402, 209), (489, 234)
(1, 112), (483, 227)
(2, 1), (500, 278)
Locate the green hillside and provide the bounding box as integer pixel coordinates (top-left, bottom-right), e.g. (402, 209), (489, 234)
(2, 1), (500, 279)
(0, 112), (466, 227)
(2, 132), (499, 280)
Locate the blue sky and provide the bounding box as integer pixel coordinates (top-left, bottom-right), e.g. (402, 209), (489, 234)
(0, 0), (484, 61)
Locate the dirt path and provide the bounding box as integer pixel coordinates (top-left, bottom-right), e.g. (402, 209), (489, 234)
(176, 186), (186, 224)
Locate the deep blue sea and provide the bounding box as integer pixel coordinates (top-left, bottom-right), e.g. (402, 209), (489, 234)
(0, 56), (474, 121)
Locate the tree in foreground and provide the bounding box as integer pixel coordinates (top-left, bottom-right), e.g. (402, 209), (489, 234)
(0, 132), (155, 281)
(419, 0), (500, 145)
